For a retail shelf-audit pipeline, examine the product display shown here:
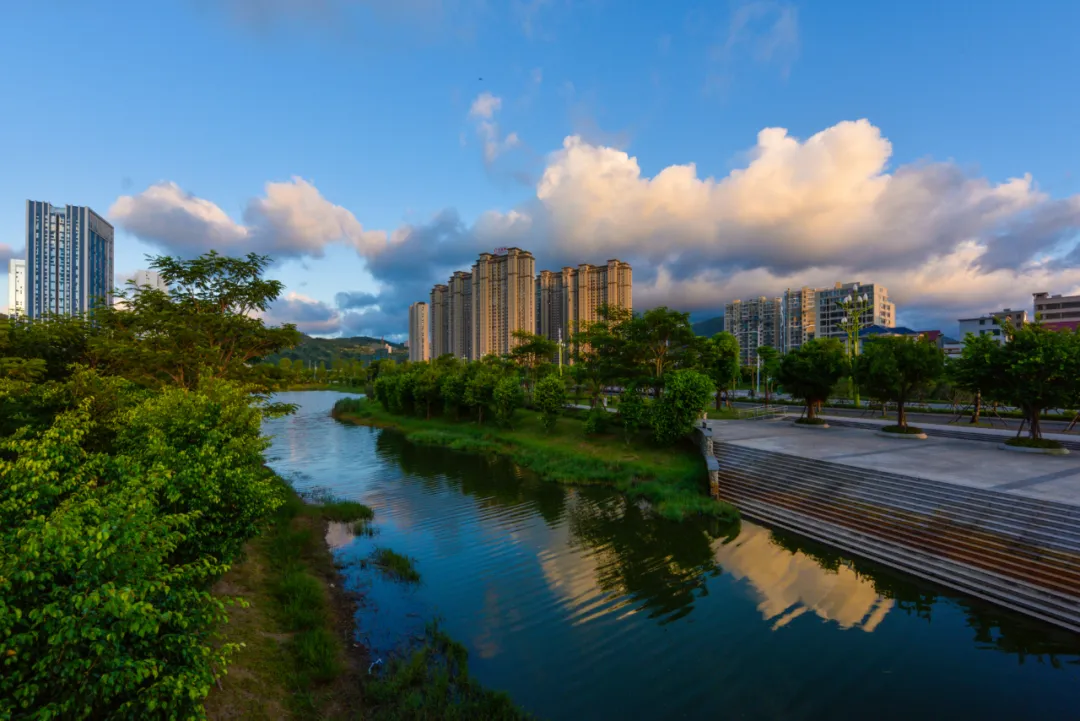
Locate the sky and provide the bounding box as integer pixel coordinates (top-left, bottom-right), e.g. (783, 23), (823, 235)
(2, 0), (1080, 340)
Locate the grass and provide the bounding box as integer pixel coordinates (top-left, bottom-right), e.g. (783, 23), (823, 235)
(207, 474), (365, 719)
(881, 424), (925, 434)
(370, 547), (421, 583)
(333, 398), (737, 522)
(1005, 437), (1065, 449)
(364, 621), (533, 721)
(319, 500), (376, 522)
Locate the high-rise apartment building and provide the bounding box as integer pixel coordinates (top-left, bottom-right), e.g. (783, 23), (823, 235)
(448, 271), (473, 360)
(408, 302), (430, 362)
(429, 284), (449, 358)
(131, 269), (169, 293)
(471, 248), (535, 358)
(781, 286), (816, 353)
(725, 297), (783, 365)
(535, 259), (632, 343)
(7, 259), (26, 317)
(815, 282), (895, 344)
(25, 200), (114, 318)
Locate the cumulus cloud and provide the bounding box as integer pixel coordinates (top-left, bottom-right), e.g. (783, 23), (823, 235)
(262, 292), (342, 335)
(110, 177), (386, 260)
(114, 118), (1080, 336)
(0, 244), (17, 266)
(467, 92), (521, 165)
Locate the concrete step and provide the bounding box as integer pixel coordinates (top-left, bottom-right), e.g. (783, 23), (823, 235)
(715, 446), (1080, 553)
(732, 498), (1080, 635)
(715, 442), (1080, 531)
(718, 474), (1080, 601)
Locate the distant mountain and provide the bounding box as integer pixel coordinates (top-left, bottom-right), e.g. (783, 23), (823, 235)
(264, 334), (406, 366)
(692, 315), (725, 337)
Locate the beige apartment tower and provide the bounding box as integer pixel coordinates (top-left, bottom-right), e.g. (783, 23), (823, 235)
(448, 270), (474, 360)
(471, 248), (535, 358)
(430, 284), (449, 358)
(535, 259), (632, 343)
(408, 302), (430, 362)
(781, 287), (816, 353)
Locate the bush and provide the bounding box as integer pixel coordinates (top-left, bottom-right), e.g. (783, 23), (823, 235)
(584, 405), (609, 435)
(650, 369), (715, 445)
(881, 424), (925, 434)
(534, 374), (567, 433)
(617, 389), (648, 443)
(794, 417), (828, 426)
(493, 375), (525, 428)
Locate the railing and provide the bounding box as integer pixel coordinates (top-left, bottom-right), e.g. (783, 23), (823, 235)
(736, 405), (789, 421)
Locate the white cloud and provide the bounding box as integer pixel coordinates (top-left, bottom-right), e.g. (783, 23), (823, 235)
(467, 92), (522, 165)
(262, 292), (342, 335)
(111, 177), (387, 260)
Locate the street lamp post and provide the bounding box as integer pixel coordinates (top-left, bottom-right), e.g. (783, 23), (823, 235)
(837, 290), (872, 408)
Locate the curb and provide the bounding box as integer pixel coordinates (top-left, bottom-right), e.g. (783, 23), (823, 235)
(875, 430), (928, 440)
(998, 443), (1070, 456)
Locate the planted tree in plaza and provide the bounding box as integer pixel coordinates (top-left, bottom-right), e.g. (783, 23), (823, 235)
(776, 338), (847, 423)
(534, 373), (567, 433)
(991, 323), (1080, 442)
(649, 369), (715, 445)
(755, 345), (782, 405)
(950, 332), (1002, 424)
(855, 336), (945, 431)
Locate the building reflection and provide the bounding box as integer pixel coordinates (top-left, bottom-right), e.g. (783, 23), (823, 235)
(713, 522), (893, 631)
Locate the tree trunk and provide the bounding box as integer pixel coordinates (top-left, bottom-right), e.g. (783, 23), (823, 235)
(477, 406), (484, 425)
(764, 382), (770, 407)
(1030, 406), (1042, 440)
(715, 390), (722, 410)
(970, 390), (981, 424)
(897, 397), (907, 428)
(807, 402), (816, 421)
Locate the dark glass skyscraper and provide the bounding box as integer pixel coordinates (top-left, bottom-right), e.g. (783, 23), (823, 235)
(25, 200), (114, 318)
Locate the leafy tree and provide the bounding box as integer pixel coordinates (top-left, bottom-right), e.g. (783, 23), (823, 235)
(696, 332), (740, 409)
(493, 374), (525, 428)
(534, 373), (567, 433)
(464, 368), (498, 424)
(991, 323), (1080, 439)
(949, 332), (1002, 424)
(855, 336), (945, 429)
(629, 306), (697, 397)
(3, 313), (92, 382)
(440, 371), (467, 420)
(776, 338), (847, 421)
(755, 345), (782, 405)
(510, 330), (557, 396)
(411, 365), (443, 419)
(649, 369), (715, 445)
(616, 388), (649, 444)
(91, 251), (301, 391)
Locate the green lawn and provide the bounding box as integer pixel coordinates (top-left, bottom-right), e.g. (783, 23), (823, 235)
(334, 400), (737, 522)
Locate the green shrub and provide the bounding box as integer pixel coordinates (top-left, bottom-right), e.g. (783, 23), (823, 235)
(493, 375), (525, 428)
(881, 424), (924, 434)
(534, 374), (567, 432)
(584, 405), (609, 435)
(650, 369), (715, 445)
(617, 389), (648, 443)
(1005, 437), (1064, 449)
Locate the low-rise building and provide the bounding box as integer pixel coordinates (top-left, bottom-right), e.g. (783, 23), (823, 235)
(958, 308), (1028, 344)
(1033, 291), (1080, 325)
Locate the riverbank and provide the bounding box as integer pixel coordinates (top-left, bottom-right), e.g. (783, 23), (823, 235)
(332, 398), (737, 521)
(206, 474), (532, 719)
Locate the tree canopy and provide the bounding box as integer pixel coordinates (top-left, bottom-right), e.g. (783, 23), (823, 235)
(777, 338), (848, 421)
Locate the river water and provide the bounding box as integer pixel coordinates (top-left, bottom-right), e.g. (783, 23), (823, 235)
(265, 391), (1080, 720)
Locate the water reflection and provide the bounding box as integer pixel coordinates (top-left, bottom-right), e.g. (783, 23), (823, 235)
(265, 392), (1080, 721)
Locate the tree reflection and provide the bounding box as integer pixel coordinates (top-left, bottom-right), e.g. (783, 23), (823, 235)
(768, 528), (1080, 663)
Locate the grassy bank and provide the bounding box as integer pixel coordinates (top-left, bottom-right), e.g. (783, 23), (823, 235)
(207, 476), (532, 719)
(333, 398), (737, 521)
(206, 477), (368, 719)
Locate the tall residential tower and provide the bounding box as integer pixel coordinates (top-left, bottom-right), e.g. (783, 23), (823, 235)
(7, 259), (26, 317)
(429, 284), (449, 358)
(535, 259), (632, 343)
(25, 200), (114, 318)
(408, 302), (430, 362)
(471, 248), (535, 358)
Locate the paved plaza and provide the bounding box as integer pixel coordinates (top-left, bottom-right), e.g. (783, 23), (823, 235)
(706, 417), (1080, 509)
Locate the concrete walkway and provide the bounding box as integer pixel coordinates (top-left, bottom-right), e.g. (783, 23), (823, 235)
(706, 418), (1080, 509)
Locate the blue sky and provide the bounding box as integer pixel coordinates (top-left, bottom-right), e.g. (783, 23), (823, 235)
(3, 0), (1079, 338)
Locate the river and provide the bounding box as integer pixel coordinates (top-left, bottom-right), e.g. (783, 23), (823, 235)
(265, 391), (1080, 720)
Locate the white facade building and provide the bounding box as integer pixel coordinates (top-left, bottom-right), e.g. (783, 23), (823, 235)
(131, 269), (169, 293)
(958, 308), (1028, 344)
(815, 281), (895, 343)
(7, 258), (26, 317)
